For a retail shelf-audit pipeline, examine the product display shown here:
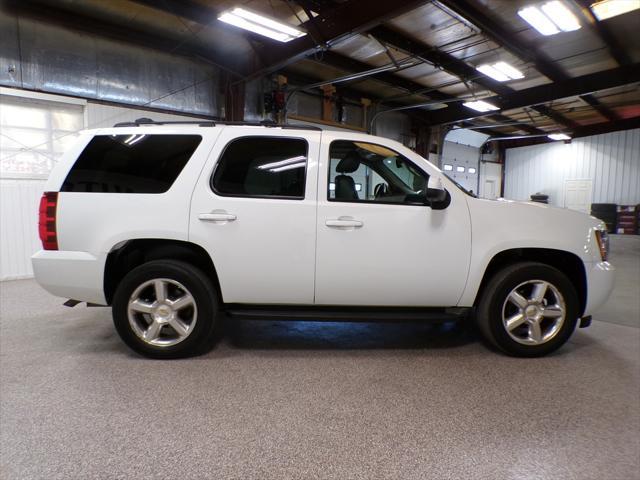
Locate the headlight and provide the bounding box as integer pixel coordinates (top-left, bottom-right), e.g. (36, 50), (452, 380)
(595, 229), (609, 262)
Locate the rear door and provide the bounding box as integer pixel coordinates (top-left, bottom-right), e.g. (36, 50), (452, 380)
(189, 127), (321, 304)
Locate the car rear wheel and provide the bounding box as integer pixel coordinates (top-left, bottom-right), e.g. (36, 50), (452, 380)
(112, 260), (219, 359)
(476, 262), (579, 357)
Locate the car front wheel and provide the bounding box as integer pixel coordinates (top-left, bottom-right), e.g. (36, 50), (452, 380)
(476, 262), (579, 357)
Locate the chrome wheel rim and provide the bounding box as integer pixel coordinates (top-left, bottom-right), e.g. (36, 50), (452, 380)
(127, 278), (197, 347)
(501, 280), (566, 346)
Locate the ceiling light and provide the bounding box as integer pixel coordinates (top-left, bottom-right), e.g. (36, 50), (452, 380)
(548, 133), (571, 140)
(591, 0), (640, 20)
(518, 6), (560, 35)
(493, 62), (525, 80)
(463, 100), (500, 112)
(518, 2), (581, 35)
(476, 62), (524, 82)
(218, 8), (306, 42)
(476, 64), (510, 82)
(541, 1), (581, 31)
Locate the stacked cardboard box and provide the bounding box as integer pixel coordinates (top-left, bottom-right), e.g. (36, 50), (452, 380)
(616, 205), (639, 234)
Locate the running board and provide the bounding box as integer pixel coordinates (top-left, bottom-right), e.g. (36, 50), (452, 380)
(224, 305), (470, 323)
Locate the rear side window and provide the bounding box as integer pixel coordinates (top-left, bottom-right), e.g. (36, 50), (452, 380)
(61, 134), (202, 193)
(211, 136), (307, 199)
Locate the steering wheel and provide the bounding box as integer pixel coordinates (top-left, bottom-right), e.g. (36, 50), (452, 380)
(374, 183), (389, 199)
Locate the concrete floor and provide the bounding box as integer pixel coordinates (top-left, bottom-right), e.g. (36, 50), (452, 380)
(1, 236), (638, 480)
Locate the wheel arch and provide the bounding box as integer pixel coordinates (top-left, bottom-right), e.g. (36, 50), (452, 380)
(104, 239), (222, 305)
(473, 248), (587, 316)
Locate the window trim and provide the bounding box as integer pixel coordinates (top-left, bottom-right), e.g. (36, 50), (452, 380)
(327, 139), (431, 207)
(209, 135), (309, 201)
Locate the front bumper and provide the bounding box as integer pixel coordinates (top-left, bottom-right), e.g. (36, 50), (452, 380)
(31, 250), (107, 305)
(583, 261), (615, 316)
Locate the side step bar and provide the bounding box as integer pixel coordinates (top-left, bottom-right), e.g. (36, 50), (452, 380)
(224, 305), (471, 323)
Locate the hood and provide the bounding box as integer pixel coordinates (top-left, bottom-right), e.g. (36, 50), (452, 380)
(491, 198), (606, 230)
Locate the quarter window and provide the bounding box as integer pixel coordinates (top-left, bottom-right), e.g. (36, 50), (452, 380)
(61, 134), (202, 193)
(328, 140), (428, 205)
(212, 137), (307, 199)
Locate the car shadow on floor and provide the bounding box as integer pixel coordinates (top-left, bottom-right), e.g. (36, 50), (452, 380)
(221, 317), (477, 351)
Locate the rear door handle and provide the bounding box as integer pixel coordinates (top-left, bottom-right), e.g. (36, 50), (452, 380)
(325, 218), (363, 229)
(198, 211), (237, 222)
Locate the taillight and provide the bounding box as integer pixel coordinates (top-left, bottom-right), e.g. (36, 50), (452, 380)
(38, 192), (58, 250)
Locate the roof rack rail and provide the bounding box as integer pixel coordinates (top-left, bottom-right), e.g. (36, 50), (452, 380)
(112, 117), (322, 131)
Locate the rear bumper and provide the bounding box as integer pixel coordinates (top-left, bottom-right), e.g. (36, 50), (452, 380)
(583, 261), (615, 316)
(31, 250), (107, 305)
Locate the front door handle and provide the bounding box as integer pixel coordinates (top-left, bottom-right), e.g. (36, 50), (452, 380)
(325, 217), (363, 229)
(198, 211), (237, 222)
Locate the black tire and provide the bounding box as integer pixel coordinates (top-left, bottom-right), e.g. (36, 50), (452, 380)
(112, 260), (219, 359)
(476, 262), (579, 357)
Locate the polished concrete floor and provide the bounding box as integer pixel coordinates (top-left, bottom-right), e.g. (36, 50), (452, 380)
(1, 236), (638, 480)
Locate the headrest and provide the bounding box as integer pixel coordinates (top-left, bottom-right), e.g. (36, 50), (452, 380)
(336, 151), (361, 173)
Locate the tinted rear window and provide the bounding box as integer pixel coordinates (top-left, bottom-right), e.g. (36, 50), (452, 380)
(61, 134), (202, 193)
(211, 136), (308, 199)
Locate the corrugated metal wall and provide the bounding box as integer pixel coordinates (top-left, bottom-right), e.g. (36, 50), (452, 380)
(0, 9), (219, 117)
(504, 128), (640, 207)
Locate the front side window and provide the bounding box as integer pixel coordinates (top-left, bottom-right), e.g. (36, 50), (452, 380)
(328, 140), (428, 205)
(211, 136), (307, 199)
(62, 134), (202, 193)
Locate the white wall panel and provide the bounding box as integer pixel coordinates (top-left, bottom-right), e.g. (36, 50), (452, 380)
(0, 179), (45, 280)
(504, 128), (640, 207)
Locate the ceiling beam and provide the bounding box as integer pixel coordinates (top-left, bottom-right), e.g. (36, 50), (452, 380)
(571, 0), (633, 66)
(314, 52), (546, 134)
(437, 0), (619, 121)
(132, 0), (430, 79)
(369, 25), (579, 129)
(425, 63), (640, 126)
(499, 115), (640, 148)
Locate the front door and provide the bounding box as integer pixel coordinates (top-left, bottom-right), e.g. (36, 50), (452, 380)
(314, 134), (472, 307)
(189, 128), (321, 304)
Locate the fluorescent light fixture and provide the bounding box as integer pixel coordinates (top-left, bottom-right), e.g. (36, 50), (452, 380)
(541, 1), (581, 31)
(518, 6), (560, 35)
(218, 8), (306, 42)
(476, 62), (524, 82)
(456, 166), (466, 173)
(468, 167), (477, 174)
(355, 184), (362, 192)
(443, 164), (453, 171)
(329, 182), (336, 191)
(493, 62), (525, 80)
(518, 2), (581, 35)
(463, 100), (500, 112)
(548, 133), (571, 140)
(591, 0), (640, 20)
(476, 64), (510, 82)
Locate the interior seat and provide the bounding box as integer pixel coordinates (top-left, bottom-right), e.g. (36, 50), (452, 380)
(334, 152), (361, 200)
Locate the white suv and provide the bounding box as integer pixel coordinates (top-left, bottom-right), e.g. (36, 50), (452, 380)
(32, 119), (614, 358)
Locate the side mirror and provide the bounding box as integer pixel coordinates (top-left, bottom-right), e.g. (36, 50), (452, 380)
(426, 187), (450, 210)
